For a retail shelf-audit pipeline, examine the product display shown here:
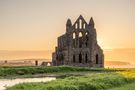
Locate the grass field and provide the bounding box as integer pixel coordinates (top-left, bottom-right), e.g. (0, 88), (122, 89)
(0, 66), (115, 79)
(0, 66), (134, 90)
(108, 83), (135, 90)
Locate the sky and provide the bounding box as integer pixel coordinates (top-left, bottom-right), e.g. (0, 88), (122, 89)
(0, 0), (135, 63)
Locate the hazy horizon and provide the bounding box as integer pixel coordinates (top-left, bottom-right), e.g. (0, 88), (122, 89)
(0, 48), (135, 65)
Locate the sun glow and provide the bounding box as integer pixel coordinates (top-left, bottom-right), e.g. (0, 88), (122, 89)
(0, 0), (135, 65)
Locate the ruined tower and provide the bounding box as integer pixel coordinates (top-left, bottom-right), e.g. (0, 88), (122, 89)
(52, 15), (104, 68)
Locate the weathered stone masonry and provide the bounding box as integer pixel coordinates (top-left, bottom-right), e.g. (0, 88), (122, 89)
(52, 15), (104, 67)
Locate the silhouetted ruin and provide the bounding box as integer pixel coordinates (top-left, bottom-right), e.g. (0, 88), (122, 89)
(52, 15), (104, 67)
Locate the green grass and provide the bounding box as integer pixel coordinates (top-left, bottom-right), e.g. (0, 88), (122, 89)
(6, 72), (135, 90)
(0, 66), (114, 79)
(1, 66), (135, 90)
(108, 82), (135, 90)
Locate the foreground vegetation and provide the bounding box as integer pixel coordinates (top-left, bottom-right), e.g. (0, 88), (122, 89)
(0, 66), (114, 79)
(2, 66), (134, 90)
(108, 83), (135, 90)
(6, 73), (135, 90)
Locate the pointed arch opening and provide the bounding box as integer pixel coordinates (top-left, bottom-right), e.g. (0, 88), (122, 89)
(85, 54), (88, 63)
(73, 55), (75, 63)
(85, 32), (88, 47)
(79, 32), (83, 37)
(79, 19), (82, 29)
(73, 32), (76, 39)
(86, 32), (88, 35)
(79, 53), (82, 63)
(79, 32), (83, 48)
(83, 23), (86, 29)
(96, 54), (98, 64)
(75, 23), (78, 29)
(73, 32), (76, 48)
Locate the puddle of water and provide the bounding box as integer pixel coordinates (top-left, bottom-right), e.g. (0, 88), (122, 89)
(0, 77), (56, 90)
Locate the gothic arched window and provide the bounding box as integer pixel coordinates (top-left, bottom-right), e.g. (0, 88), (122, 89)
(79, 53), (82, 63)
(73, 32), (76, 39)
(96, 54), (98, 64)
(85, 54), (88, 63)
(75, 23), (78, 29)
(83, 23), (86, 29)
(86, 32), (88, 35)
(79, 32), (83, 48)
(73, 32), (76, 48)
(79, 32), (83, 37)
(79, 19), (82, 29)
(85, 32), (88, 47)
(73, 55), (75, 63)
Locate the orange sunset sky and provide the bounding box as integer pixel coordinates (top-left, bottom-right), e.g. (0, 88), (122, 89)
(0, 0), (135, 64)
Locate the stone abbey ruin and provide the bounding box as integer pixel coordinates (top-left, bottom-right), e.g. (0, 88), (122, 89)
(52, 15), (104, 67)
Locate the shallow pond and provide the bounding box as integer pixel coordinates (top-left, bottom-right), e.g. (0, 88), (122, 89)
(0, 77), (56, 90)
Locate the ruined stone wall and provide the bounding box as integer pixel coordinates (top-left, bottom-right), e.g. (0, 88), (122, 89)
(52, 15), (104, 68)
